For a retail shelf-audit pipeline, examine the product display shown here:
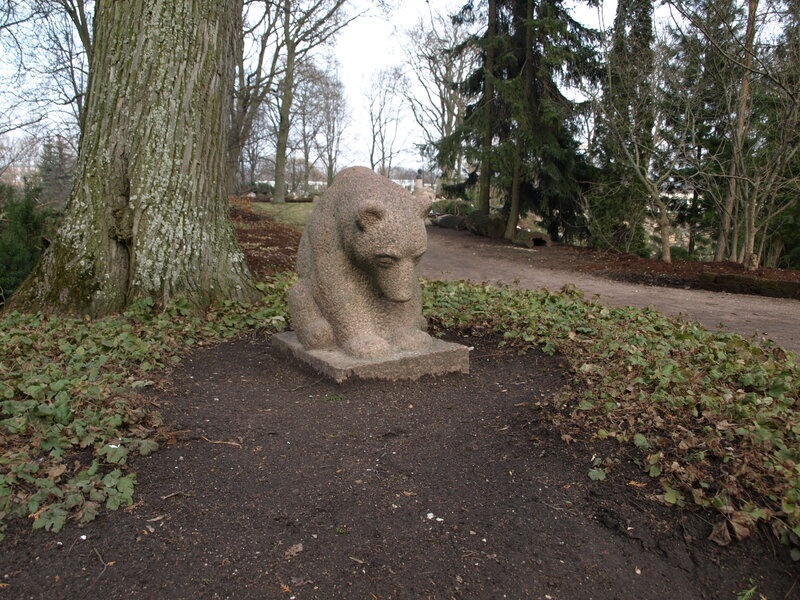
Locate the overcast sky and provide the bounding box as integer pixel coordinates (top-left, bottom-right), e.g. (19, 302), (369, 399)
(333, 0), (464, 170)
(333, 0), (616, 171)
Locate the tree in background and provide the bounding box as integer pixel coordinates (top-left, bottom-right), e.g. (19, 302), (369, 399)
(667, 0), (800, 268)
(659, 0), (742, 260)
(366, 67), (407, 178)
(402, 9), (478, 184)
(0, 180), (47, 304)
(315, 61), (348, 186)
(10, 0), (256, 315)
(290, 60), (327, 194)
(270, 0), (353, 203)
(37, 136), (74, 208)
(35, 0), (92, 134)
(453, 0), (498, 212)
(589, 0), (656, 256)
(451, 0), (599, 240)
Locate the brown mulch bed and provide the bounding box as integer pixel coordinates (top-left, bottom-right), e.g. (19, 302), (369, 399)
(2, 333), (797, 599)
(230, 200), (302, 279)
(557, 245), (800, 297)
(1, 204), (797, 599)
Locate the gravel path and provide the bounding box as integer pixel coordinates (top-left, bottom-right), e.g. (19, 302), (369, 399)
(420, 227), (800, 356)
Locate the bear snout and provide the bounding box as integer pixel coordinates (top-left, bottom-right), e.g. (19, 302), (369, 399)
(375, 266), (417, 303)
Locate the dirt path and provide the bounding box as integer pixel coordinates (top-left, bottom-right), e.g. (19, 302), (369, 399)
(421, 227), (800, 356)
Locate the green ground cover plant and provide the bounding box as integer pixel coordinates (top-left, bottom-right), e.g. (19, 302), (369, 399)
(250, 202), (313, 229)
(422, 280), (799, 558)
(0, 277), (291, 541)
(2, 275), (797, 560)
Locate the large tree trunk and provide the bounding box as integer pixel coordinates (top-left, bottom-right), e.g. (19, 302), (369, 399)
(10, 0), (256, 316)
(477, 0), (497, 213)
(714, 0), (758, 262)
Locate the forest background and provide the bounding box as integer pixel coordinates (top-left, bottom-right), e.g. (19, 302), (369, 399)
(1, 0), (799, 309)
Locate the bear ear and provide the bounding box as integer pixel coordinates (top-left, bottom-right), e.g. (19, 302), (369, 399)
(356, 206), (384, 232)
(413, 187), (432, 218)
(418, 199), (432, 219)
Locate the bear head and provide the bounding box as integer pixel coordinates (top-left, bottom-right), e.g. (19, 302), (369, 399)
(349, 203), (428, 302)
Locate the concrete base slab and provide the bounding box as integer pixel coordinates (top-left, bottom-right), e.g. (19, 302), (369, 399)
(272, 332), (470, 383)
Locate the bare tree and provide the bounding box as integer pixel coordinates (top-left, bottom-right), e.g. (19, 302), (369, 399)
(35, 1), (91, 132)
(229, 0), (283, 192)
(271, 0), (356, 203)
(290, 60), (326, 193)
(315, 61), (348, 185)
(366, 66), (407, 178)
(238, 103), (274, 189)
(0, 132), (39, 183)
(668, 0), (800, 268)
(402, 9), (478, 183)
(0, 2), (41, 135)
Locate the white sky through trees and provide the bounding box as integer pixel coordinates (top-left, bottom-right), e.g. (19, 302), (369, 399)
(334, 0), (616, 172)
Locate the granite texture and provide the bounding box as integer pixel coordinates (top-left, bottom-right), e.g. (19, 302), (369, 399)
(272, 331), (470, 383)
(287, 166), (435, 359)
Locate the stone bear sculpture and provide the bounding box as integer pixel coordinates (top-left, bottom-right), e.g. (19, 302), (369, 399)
(288, 166), (433, 359)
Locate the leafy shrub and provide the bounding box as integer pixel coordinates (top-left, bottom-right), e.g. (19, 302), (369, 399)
(431, 198), (474, 217)
(249, 181), (275, 196)
(666, 246), (698, 261)
(0, 275), (292, 541)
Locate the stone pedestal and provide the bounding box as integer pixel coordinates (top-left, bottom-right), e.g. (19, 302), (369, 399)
(272, 332), (470, 383)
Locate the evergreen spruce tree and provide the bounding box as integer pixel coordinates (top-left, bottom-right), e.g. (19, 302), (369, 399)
(0, 182), (47, 302)
(453, 0), (599, 240)
(662, 0), (743, 259)
(37, 137), (76, 209)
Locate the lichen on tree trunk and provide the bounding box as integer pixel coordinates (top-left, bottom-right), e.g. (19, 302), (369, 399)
(11, 0), (256, 316)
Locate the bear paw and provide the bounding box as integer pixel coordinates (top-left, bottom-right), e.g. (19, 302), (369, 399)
(393, 328), (432, 351)
(342, 333), (392, 359)
(298, 318), (334, 350)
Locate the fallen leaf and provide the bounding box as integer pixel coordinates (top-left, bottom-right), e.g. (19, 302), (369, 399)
(284, 543), (303, 559)
(280, 583), (292, 593)
(730, 512), (754, 541)
(708, 520), (731, 546)
(47, 464), (67, 479)
(628, 481), (647, 488)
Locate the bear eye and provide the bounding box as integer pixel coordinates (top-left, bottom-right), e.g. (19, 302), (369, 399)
(376, 255), (397, 268)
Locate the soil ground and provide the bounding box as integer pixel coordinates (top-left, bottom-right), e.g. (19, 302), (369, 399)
(2, 208), (798, 599)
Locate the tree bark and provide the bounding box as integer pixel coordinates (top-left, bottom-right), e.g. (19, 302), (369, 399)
(273, 26), (296, 204)
(477, 0), (497, 213)
(11, 0), (256, 316)
(655, 195), (672, 263)
(504, 157), (522, 240)
(714, 0), (757, 262)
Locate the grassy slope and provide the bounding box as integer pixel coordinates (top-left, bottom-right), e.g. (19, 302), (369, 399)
(249, 202), (313, 230)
